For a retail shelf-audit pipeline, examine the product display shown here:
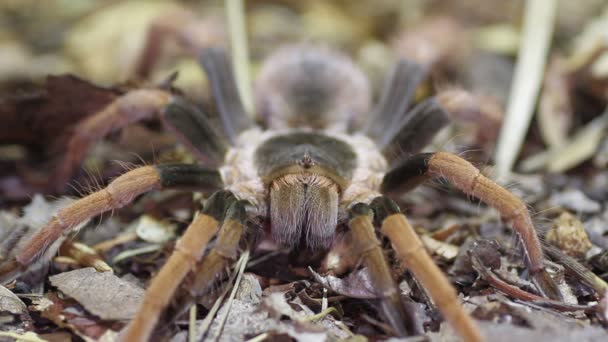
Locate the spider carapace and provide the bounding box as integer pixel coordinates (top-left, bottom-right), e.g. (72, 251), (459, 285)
(0, 45), (564, 342)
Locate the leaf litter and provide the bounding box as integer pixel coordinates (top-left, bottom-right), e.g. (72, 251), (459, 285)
(1, 1), (608, 341)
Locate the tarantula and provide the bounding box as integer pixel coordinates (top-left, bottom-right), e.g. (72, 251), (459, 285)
(0, 45), (563, 341)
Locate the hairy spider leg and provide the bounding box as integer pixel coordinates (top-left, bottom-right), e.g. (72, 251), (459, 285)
(162, 98), (228, 165)
(52, 47), (251, 191)
(380, 97), (449, 167)
(135, 7), (225, 78)
(121, 191), (238, 342)
(364, 59), (428, 144)
(381, 152), (562, 300)
(155, 199), (250, 338)
(199, 48), (253, 142)
(52, 89), (172, 191)
(348, 203), (421, 336)
(370, 196), (483, 342)
(0, 164), (222, 283)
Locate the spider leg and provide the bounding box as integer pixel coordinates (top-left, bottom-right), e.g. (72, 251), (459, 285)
(135, 7), (225, 79)
(121, 191), (239, 342)
(382, 152), (562, 300)
(54, 48), (252, 191)
(162, 98), (228, 165)
(52, 89), (172, 190)
(199, 48), (253, 143)
(364, 59), (428, 145)
(155, 199), (250, 337)
(348, 203), (420, 337)
(370, 196), (483, 342)
(381, 98), (449, 166)
(0, 164), (222, 283)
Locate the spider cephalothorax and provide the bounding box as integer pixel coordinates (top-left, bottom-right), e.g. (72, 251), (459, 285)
(0, 44), (570, 342)
(223, 128), (388, 250)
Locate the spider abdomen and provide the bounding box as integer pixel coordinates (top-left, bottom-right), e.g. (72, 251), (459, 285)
(255, 45), (371, 131)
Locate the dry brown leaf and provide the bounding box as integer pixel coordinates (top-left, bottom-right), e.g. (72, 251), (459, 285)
(49, 267), (144, 321)
(310, 268), (377, 299)
(0, 75), (121, 198)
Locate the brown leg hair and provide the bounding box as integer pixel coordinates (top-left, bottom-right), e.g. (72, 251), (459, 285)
(348, 203), (420, 336)
(370, 196), (483, 342)
(0, 164), (222, 284)
(52, 89), (171, 190)
(154, 199), (250, 338)
(121, 191), (239, 342)
(382, 152), (561, 300)
(52, 47), (250, 191)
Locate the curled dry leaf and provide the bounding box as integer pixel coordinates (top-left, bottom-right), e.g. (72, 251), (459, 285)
(0, 284), (27, 315)
(33, 292), (120, 340)
(49, 267), (144, 321)
(0, 75), (120, 198)
(310, 267), (377, 299)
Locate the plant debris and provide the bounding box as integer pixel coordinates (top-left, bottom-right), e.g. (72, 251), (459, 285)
(1, 1), (608, 341)
(49, 267), (144, 321)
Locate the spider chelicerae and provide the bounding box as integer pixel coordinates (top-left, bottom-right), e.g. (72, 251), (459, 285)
(0, 44), (565, 342)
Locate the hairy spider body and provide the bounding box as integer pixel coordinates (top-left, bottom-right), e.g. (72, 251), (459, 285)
(222, 128), (386, 249)
(0, 44), (568, 342)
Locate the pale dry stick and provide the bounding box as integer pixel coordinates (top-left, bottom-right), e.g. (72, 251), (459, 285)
(519, 107), (608, 172)
(494, 0), (557, 179)
(213, 250), (250, 342)
(92, 232), (139, 253)
(303, 307), (340, 322)
(111, 244), (163, 264)
(58, 241), (112, 272)
(121, 212), (220, 341)
(196, 282), (230, 338)
(380, 213), (483, 342)
(195, 252), (248, 339)
(189, 305), (197, 342)
(245, 333), (269, 342)
(226, 0), (254, 114)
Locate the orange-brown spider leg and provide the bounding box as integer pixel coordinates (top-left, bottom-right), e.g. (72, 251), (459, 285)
(0, 164), (222, 284)
(370, 196), (483, 342)
(54, 48), (250, 191)
(382, 152), (561, 300)
(120, 191), (240, 342)
(348, 203), (421, 337)
(52, 89), (172, 190)
(154, 199), (250, 338)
